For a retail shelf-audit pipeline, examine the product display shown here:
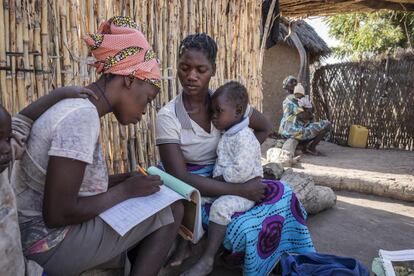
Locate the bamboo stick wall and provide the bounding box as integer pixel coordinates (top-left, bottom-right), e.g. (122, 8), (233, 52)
(0, 0), (264, 174)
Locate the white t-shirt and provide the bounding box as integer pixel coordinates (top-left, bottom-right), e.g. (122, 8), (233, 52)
(12, 98), (108, 254)
(155, 92), (253, 165)
(156, 93), (222, 165)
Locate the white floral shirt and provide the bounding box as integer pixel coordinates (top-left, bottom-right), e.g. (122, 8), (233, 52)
(213, 117), (263, 183)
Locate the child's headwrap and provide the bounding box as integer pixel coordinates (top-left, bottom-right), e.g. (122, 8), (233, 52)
(293, 83), (305, 96)
(282, 75), (297, 89)
(83, 16), (161, 89)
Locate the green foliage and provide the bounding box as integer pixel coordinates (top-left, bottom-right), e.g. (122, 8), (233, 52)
(325, 11), (414, 59)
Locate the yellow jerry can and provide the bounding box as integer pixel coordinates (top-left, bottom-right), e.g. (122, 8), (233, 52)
(348, 125), (368, 148)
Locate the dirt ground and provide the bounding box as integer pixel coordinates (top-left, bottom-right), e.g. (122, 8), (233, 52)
(84, 141), (414, 275)
(295, 142), (414, 177)
(308, 191), (414, 273)
(159, 191), (414, 276)
(262, 140), (414, 201)
(295, 141), (414, 201)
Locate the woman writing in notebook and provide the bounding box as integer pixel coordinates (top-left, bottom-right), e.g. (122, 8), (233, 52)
(156, 33), (315, 276)
(12, 16), (183, 276)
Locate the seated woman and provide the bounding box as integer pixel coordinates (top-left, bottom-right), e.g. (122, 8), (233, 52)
(156, 34), (315, 276)
(1, 87), (96, 276)
(11, 16), (183, 276)
(279, 76), (331, 155)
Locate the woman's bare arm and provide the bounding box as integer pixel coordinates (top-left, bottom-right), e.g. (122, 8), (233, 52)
(249, 108), (273, 144)
(19, 86), (96, 121)
(296, 110), (313, 121)
(158, 144), (266, 201)
(43, 156), (162, 228)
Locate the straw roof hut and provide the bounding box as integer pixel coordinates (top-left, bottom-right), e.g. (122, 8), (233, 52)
(262, 19), (330, 131)
(279, 20), (331, 63)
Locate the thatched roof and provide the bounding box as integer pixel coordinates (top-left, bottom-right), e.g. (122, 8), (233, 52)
(280, 0), (414, 18)
(280, 20), (331, 62)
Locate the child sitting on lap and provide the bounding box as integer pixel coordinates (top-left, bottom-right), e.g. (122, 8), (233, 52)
(293, 83), (314, 126)
(184, 81), (263, 276)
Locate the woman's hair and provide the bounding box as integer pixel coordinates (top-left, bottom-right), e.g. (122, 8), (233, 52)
(102, 73), (117, 82)
(212, 81), (249, 112)
(178, 33), (218, 65)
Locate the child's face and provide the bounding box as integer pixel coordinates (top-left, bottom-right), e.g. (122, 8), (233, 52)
(294, 93), (304, 99)
(0, 108), (12, 173)
(211, 94), (242, 131)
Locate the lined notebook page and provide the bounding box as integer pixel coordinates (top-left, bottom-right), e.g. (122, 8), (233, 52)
(100, 185), (183, 236)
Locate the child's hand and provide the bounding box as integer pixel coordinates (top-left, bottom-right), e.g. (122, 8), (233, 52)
(52, 86), (98, 100)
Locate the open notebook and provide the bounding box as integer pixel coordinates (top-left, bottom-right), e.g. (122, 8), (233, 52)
(99, 166), (204, 243)
(379, 249), (414, 276)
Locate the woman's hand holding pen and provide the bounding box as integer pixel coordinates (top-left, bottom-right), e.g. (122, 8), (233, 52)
(120, 169), (163, 198)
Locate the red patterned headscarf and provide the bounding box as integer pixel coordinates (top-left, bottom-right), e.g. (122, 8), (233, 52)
(84, 16), (161, 89)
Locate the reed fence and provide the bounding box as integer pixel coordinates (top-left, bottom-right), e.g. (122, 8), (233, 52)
(0, 0), (265, 173)
(312, 52), (414, 151)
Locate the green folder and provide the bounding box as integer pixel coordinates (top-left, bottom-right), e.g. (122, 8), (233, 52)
(147, 166), (204, 243)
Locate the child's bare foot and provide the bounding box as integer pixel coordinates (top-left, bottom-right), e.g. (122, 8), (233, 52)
(181, 256), (214, 276)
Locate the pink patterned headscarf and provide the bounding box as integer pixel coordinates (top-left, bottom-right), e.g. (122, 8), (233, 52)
(84, 16), (161, 89)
